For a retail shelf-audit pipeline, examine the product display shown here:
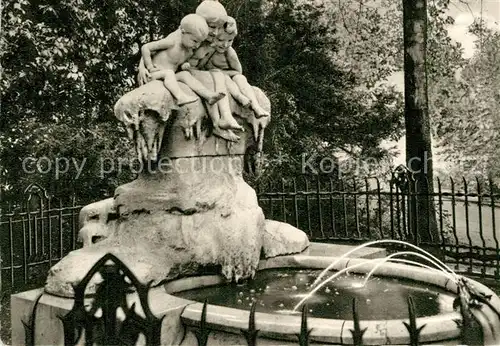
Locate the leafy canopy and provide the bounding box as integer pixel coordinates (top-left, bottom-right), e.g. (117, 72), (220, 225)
(1, 0), (466, 199)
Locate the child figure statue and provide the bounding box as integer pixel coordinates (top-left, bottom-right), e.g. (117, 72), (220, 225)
(137, 1), (246, 141)
(196, 0), (227, 45)
(201, 17), (270, 119)
(176, 1), (244, 140)
(140, 14), (209, 106)
(168, 0), (230, 106)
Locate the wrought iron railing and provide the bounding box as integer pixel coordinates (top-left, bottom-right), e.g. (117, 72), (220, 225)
(256, 174), (500, 280)
(20, 252), (493, 345)
(0, 184), (83, 295)
(2, 175), (500, 345)
(1, 175), (500, 296)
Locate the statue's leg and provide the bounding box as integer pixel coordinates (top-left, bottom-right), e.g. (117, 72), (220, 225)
(206, 102), (220, 128)
(176, 71), (225, 105)
(212, 71), (243, 131)
(149, 70), (167, 81)
(207, 102), (240, 142)
(162, 70), (198, 106)
(224, 75), (250, 107)
(233, 74), (270, 118)
(176, 70), (236, 141)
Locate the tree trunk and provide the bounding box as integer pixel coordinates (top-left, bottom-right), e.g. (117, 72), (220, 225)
(402, 0), (439, 245)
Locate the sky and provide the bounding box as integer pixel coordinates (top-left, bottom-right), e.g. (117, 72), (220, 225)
(447, 0), (500, 58)
(387, 0), (499, 89)
(384, 0), (499, 169)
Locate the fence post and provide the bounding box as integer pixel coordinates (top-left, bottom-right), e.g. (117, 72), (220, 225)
(317, 175), (324, 238)
(353, 179), (360, 238)
(241, 302), (259, 346)
(462, 178), (473, 273)
(389, 173), (396, 239)
(0, 190), (3, 309)
(23, 184), (49, 260)
(476, 178), (487, 276)
(437, 178), (445, 251)
(293, 178), (299, 229)
(489, 179), (500, 279)
(304, 177), (312, 237)
(450, 177), (459, 270)
(341, 179), (348, 238)
(329, 178), (336, 238)
(376, 178), (382, 239)
(297, 304), (312, 346)
(365, 177), (370, 239)
(410, 174), (419, 244)
(393, 165), (411, 241)
(281, 178), (286, 223)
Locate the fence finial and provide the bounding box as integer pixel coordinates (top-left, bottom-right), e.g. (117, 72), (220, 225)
(193, 299), (210, 346)
(296, 304), (312, 346)
(21, 293), (44, 346)
(403, 296), (426, 346)
(241, 302), (259, 346)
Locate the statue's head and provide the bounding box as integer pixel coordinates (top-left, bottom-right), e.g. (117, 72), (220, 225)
(195, 0), (228, 42)
(180, 14), (209, 49)
(213, 16), (237, 53)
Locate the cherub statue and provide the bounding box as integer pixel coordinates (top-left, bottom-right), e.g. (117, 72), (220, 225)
(136, 1), (259, 143)
(137, 0), (228, 107)
(202, 16), (270, 119)
(140, 14), (209, 106)
(193, 16), (270, 151)
(175, 0), (244, 140)
(195, 0), (227, 45)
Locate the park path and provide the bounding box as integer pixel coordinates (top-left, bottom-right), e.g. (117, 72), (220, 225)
(440, 197), (500, 249)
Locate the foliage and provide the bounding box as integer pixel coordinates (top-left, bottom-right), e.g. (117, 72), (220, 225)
(1, 0), (467, 200)
(327, 0), (404, 85)
(0, 119), (133, 203)
(0, 0), (199, 200)
(245, 0), (407, 182)
(431, 21), (500, 184)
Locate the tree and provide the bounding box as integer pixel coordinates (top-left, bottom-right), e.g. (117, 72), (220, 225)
(2, 0), (467, 204)
(432, 21), (500, 185)
(1, 0), (407, 201)
(0, 0), (200, 201)
(248, 0), (405, 181)
(402, 0), (439, 244)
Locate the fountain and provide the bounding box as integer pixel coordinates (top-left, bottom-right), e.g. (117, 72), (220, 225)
(10, 1), (500, 345)
(167, 247), (500, 345)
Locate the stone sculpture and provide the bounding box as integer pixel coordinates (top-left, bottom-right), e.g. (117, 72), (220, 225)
(141, 13), (209, 106)
(203, 16), (270, 119)
(45, 0), (308, 297)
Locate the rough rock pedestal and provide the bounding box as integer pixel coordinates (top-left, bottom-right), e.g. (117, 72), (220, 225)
(45, 78), (309, 297)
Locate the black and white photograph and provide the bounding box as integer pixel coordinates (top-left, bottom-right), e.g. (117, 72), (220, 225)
(1, 0), (500, 344)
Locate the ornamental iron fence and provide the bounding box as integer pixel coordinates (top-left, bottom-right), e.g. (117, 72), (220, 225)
(1, 172), (500, 296)
(20, 252), (492, 345)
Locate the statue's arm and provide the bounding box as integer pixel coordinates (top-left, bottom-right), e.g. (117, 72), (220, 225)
(186, 51), (203, 69)
(225, 47), (243, 75)
(192, 44), (215, 70)
(141, 34), (176, 71)
(137, 58), (149, 86)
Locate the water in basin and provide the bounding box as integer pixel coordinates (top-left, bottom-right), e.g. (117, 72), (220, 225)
(175, 268), (457, 320)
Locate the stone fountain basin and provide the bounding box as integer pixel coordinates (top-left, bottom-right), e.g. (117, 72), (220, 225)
(172, 255), (500, 345)
(11, 248), (500, 345)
